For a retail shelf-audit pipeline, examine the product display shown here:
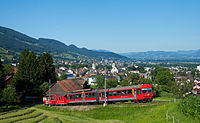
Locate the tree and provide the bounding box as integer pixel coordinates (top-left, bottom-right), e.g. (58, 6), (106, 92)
(59, 73), (68, 80)
(0, 56), (5, 90)
(106, 79), (118, 88)
(38, 82), (49, 94)
(120, 79), (130, 86)
(151, 67), (176, 93)
(95, 75), (119, 89)
(137, 66), (146, 73)
(12, 50), (39, 97)
(95, 75), (104, 89)
(83, 81), (90, 89)
(1, 86), (20, 109)
(127, 73), (139, 84)
(3, 64), (14, 76)
(38, 53), (57, 84)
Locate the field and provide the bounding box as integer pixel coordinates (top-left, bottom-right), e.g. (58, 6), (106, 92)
(0, 100), (199, 123)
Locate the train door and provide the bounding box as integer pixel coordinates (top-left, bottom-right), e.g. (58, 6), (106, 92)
(132, 89), (137, 102)
(95, 90), (99, 103)
(82, 92), (85, 104)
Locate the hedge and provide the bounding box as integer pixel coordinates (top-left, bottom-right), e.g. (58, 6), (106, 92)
(178, 95), (200, 119)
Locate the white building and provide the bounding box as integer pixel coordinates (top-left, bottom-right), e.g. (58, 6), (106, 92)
(111, 63), (118, 74)
(144, 67), (151, 72)
(92, 63), (96, 70)
(197, 65), (200, 71)
(59, 67), (66, 71)
(88, 77), (96, 85)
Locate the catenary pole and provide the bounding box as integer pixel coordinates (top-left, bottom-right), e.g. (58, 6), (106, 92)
(103, 66), (107, 107)
(49, 79), (51, 107)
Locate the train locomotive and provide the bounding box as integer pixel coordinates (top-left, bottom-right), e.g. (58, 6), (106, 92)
(43, 84), (153, 105)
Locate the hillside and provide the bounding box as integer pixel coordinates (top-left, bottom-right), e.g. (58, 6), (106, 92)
(121, 50), (200, 60)
(0, 26), (127, 60)
(0, 101), (199, 123)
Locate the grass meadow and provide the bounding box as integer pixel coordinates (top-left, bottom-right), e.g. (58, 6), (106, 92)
(0, 99), (199, 123)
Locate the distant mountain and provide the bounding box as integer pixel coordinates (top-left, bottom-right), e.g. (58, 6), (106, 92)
(91, 49), (111, 53)
(120, 50), (200, 60)
(0, 26), (127, 60)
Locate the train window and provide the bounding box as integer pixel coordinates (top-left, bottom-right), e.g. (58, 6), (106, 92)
(137, 89), (142, 94)
(121, 90), (126, 95)
(116, 91), (122, 96)
(112, 91), (117, 96)
(121, 90), (130, 95)
(148, 88), (152, 93)
(128, 90), (132, 94)
(85, 93), (95, 98)
(92, 93), (95, 96)
(77, 94), (81, 99)
(70, 94), (82, 99)
(85, 93), (89, 98)
(101, 93), (104, 97)
(65, 95), (69, 99)
(142, 89), (148, 93)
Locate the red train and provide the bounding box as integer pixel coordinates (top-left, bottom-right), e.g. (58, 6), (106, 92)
(43, 84), (153, 105)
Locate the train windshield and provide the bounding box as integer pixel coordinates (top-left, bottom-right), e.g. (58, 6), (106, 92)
(142, 88), (152, 93)
(147, 88), (152, 93)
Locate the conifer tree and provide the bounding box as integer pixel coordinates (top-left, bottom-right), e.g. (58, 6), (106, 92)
(13, 49), (39, 97)
(0, 56), (5, 90)
(38, 53), (57, 84)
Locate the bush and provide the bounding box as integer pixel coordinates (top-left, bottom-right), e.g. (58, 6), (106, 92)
(160, 91), (173, 97)
(178, 95), (200, 119)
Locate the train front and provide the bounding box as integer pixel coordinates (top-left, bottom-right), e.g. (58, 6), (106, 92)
(140, 84), (153, 102)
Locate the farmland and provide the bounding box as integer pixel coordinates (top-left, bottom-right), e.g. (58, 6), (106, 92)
(0, 100), (199, 123)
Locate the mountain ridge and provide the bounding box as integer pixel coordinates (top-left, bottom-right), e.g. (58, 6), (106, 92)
(0, 26), (127, 60)
(120, 50), (200, 60)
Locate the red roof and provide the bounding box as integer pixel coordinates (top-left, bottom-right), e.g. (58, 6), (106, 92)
(45, 79), (85, 96)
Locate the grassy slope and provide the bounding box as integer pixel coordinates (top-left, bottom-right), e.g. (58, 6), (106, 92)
(77, 102), (197, 123)
(0, 102), (198, 123)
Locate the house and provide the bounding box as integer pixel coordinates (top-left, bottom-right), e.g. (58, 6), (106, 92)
(45, 79), (86, 96)
(5, 67), (17, 86)
(197, 65), (200, 71)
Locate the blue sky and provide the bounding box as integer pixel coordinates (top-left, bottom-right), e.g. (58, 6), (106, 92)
(0, 0), (200, 53)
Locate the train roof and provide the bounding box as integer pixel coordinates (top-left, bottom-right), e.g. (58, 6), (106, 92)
(67, 84), (152, 94)
(98, 85), (142, 92)
(47, 84), (152, 96)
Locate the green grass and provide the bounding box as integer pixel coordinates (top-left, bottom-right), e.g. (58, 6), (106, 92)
(77, 102), (198, 123)
(153, 97), (175, 101)
(0, 102), (198, 123)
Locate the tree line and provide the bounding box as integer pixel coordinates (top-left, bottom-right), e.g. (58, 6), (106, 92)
(0, 49), (56, 107)
(94, 66), (193, 98)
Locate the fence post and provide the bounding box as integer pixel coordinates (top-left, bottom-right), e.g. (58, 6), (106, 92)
(172, 116), (174, 123)
(166, 110), (168, 121)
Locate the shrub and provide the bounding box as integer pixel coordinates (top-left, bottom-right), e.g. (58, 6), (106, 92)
(160, 91), (173, 97)
(178, 95), (200, 119)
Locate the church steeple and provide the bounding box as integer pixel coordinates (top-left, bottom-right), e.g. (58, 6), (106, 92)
(92, 58), (96, 70)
